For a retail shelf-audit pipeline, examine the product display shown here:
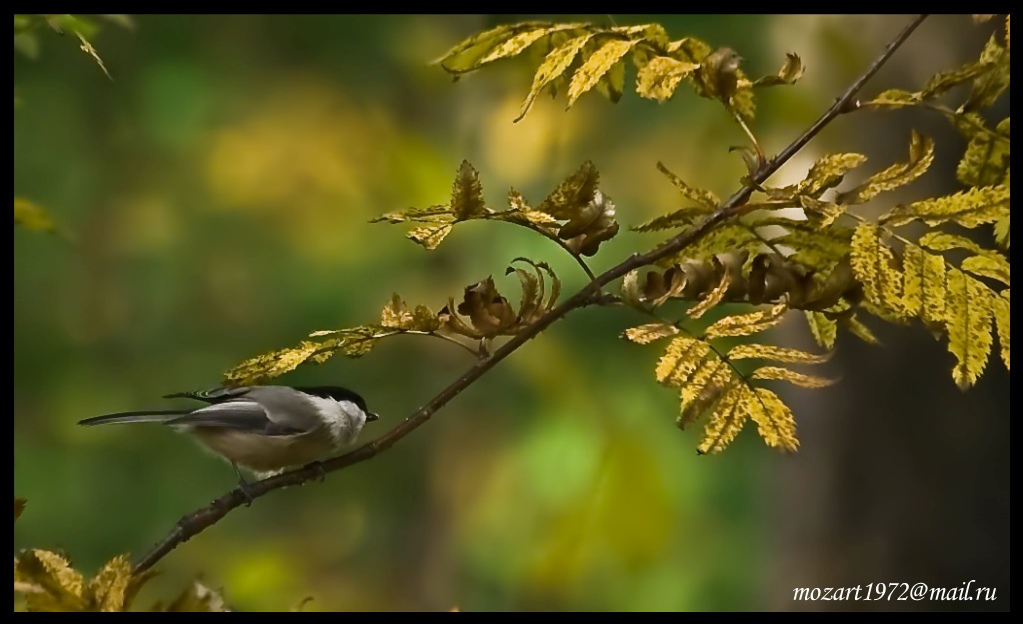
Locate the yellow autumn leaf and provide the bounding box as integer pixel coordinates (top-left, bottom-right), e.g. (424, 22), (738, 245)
(882, 184), (1009, 228)
(15, 549), (87, 612)
(804, 311), (837, 350)
(945, 268), (995, 389)
(836, 131), (934, 205)
(868, 88), (919, 108)
(727, 343), (831, 364)
(451, 160), (486, 220)
(622, 322), (679, 344)
(655, 335), (711, 386)
(656, 161), (719, 209)
(850, 223), (906, 321)
(620, 269), (645, 309)
(408, 224), (454, 249)
(744, 387), (799, 452)
(567, 38), (636, 107)
(901, 243), (948, 330)
(993, 290), (1010, 369)
(703, 303), (787, 339)
(538, 161), (600, 219)
(695, 383), (745, 454)
(752, 52), (804, 87)
(962, 255), (1010, 286)
(14, 198), (58, 233)
(88, 555), (134, 612)
(750, 366), (834, 388)
(797, 153), (868, 197)
(966, 34), (1010, 109)
(517, 34), (592, 121)
(687, 271), (730, 319)
(920, 61), (991, 99)
(636, 56), (699, 102)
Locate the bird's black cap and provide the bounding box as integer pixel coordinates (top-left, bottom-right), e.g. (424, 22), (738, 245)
(295, 386), (376, 420)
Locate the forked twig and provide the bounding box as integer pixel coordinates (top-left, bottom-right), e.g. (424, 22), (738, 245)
(133, 14), (928, 575)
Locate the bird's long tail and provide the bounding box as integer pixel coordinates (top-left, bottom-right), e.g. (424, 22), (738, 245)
(78, 410), (190, 426)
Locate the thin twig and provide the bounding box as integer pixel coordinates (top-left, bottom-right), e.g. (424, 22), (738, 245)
(495, 217), (598, 281)
(132, 14), (927, 576)
(403, 330), (482, 358)
(859, 100), (1010, 144)
(732, 109), (766, 166)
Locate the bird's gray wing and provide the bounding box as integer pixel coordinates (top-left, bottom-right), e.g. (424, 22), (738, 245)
(163, 386), (253, 403)
(165, 399), (304, 436)
(235, 386), (324, 431)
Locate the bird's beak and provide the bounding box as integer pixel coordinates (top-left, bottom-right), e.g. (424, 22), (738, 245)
(367, 412), (379, 422)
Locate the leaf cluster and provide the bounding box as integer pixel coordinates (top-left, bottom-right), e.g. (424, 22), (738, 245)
(434, 21), (804, 124)
(224, 16), (1008, 459)
(622, 304), (832, 454)
(13, 14), (131, 80)
(223, 260), (563, 386)
(372, 160), (618, 258)
(14, 499), (227, 612)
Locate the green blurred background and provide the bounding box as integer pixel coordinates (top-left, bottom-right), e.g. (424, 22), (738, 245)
(14, 15), (1009, 611)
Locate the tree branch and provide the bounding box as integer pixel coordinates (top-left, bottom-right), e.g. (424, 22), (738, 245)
(132, 14), (927, 576)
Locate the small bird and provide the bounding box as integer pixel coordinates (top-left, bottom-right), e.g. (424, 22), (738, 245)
(79, 385), (378, 494)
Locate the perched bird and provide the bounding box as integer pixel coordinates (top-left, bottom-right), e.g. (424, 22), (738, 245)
(79, 386), (378, 494)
